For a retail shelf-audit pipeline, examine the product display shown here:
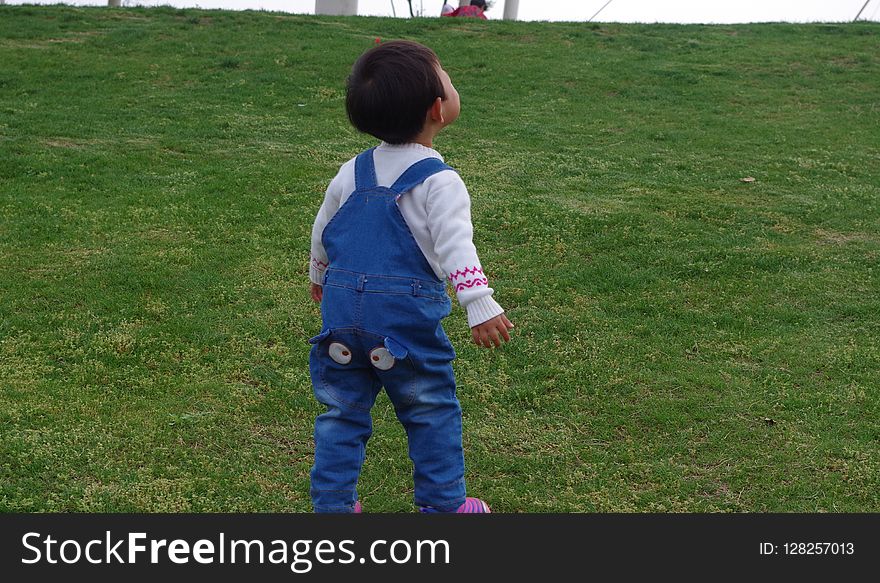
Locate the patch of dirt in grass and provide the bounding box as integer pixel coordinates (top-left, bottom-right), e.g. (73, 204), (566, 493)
(552, 194), (628, 216)
(1, 31), (104, 49)
(814, 228), (878, 246)
(44, 136), (157, 150)
(43, 137), (94, 149)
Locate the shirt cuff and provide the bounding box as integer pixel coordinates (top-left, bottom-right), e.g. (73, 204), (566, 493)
(309, 263), (326, 286)
(465, 295), (505, 328)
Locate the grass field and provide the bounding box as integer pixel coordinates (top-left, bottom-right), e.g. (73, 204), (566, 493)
(1, 5), (878, 512)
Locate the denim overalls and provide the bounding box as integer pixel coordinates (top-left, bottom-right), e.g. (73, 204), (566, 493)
(309, 147), (466, 513)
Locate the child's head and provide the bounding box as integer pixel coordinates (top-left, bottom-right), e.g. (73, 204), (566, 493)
(346, 40), (457, 145)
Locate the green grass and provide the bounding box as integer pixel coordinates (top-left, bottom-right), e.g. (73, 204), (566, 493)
(1, 5), (878, 512)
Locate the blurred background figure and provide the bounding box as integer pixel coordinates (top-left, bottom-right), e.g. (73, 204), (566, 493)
(443, 0), (489, 19)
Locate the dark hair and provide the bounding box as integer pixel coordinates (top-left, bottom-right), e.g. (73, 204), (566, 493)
(470, 0), (487, 9)
(345, 40), (446, 144)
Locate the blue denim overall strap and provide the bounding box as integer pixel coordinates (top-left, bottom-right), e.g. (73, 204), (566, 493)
(389, 157), (454, 196)
(353, 146), (379, 191)
(309, 147), (466, 513)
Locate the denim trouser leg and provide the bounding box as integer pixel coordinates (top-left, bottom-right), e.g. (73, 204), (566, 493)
(309, 336), (381, 513)
(310, 404), (371, 513)
(384, 358), (466, 511)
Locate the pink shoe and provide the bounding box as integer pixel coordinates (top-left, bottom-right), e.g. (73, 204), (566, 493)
(419, 497), (490, 513)
(354, 501), (362, 513)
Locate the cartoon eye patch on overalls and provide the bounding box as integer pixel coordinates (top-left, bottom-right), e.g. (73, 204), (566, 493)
(327, 340), (395, 370)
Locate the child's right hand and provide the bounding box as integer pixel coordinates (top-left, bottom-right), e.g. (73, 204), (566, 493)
(310, 283), (323, 303)
(471, 314), (514, 348)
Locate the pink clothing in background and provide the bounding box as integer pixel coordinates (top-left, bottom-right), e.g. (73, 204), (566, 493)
(443, 6), (487, 19)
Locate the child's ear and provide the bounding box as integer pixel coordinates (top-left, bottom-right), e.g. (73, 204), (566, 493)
(429, 97), (444, 123)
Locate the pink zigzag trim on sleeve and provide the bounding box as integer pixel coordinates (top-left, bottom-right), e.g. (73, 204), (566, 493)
(311, 257), (328, 270)
(454, 278), (488, 292)
(448, 266), (484, 281)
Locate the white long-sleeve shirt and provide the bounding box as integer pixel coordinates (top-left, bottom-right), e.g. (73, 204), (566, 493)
(309, 142), (504, 327)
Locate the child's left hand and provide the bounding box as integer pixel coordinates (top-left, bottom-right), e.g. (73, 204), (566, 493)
(310, 283), (323, 303)
(471, 314), (514, 348)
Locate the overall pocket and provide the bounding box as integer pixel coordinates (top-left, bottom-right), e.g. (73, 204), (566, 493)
(308, 328), (419, 410)
(309, 329), (376, 411)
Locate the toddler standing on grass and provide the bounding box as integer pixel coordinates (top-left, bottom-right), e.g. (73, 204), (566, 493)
(308, 40), (513, 513)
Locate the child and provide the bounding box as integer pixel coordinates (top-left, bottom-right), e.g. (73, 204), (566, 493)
(308, 40), (513, 513)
